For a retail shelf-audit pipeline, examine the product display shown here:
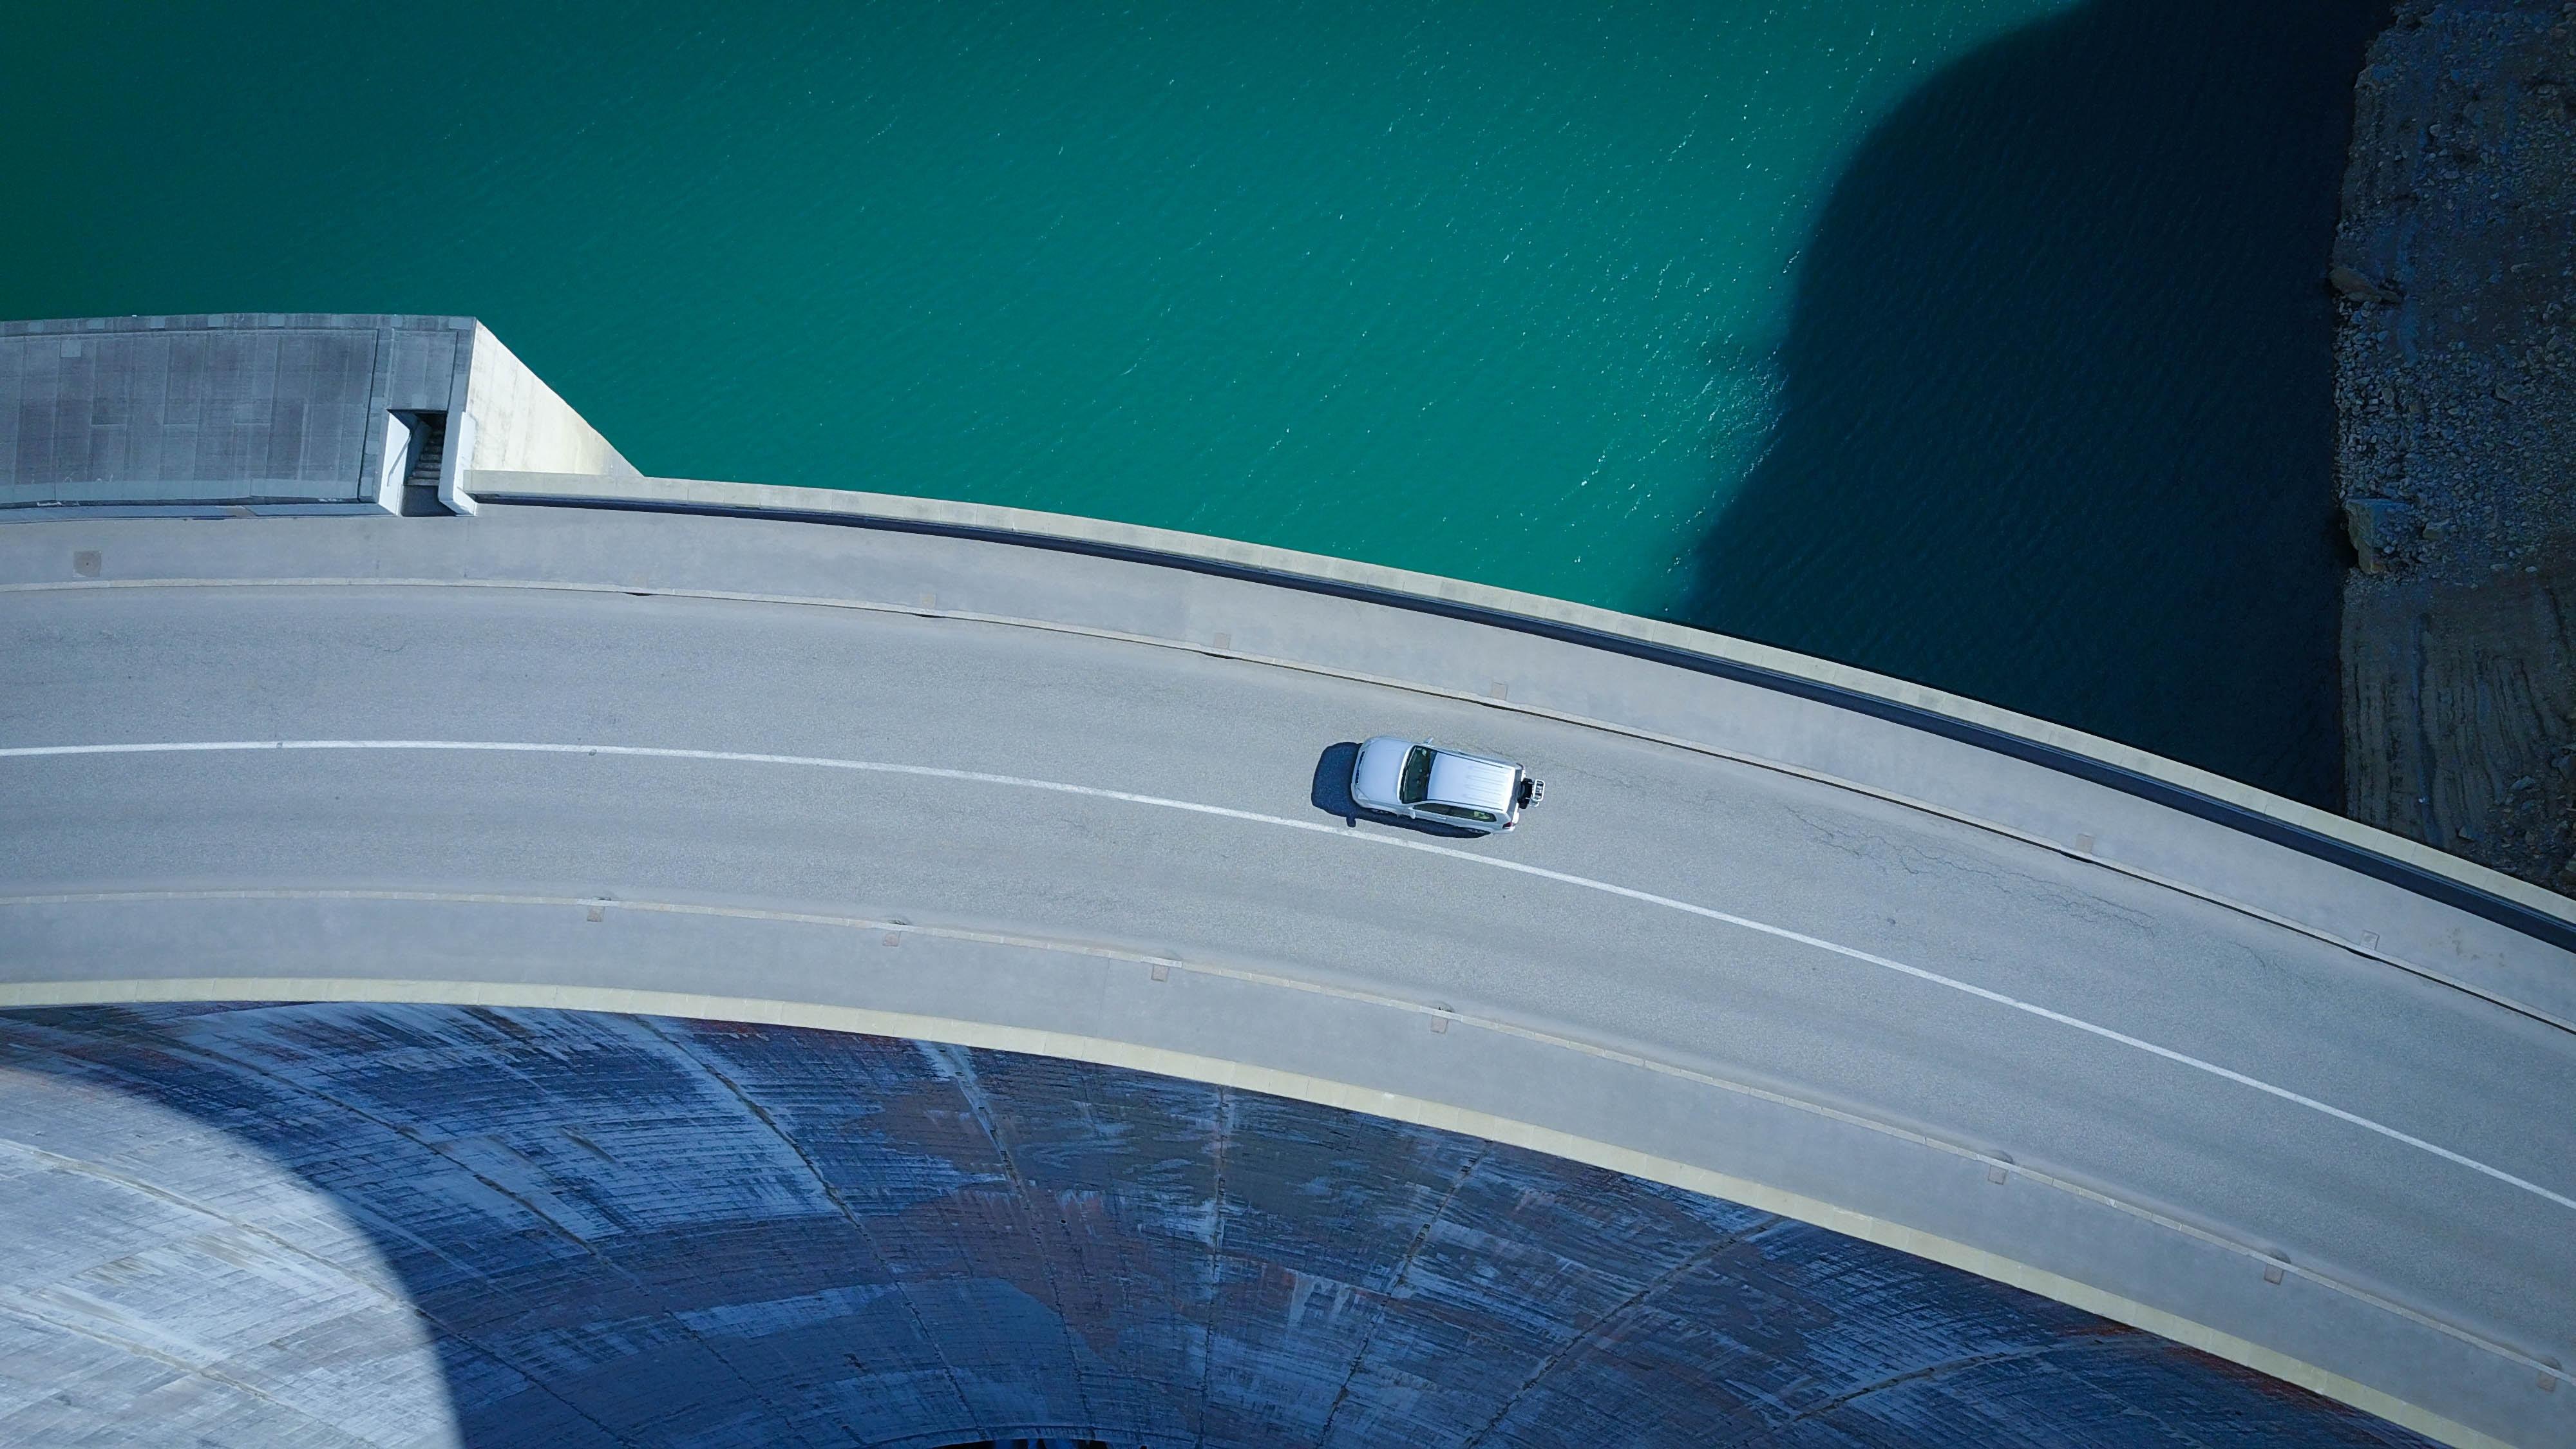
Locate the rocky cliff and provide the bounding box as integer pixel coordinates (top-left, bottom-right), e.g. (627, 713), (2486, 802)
(2335, 0), (2576, 893)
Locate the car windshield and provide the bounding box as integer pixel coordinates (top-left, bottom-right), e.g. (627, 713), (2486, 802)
(1398, 746), (1434, 804)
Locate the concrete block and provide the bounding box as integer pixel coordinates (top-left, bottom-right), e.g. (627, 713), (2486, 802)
(0, 315), (629, 516)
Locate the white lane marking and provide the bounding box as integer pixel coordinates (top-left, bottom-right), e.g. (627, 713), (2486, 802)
(15, 575), (2572, 1038)
(7, 735), (2573, 1216)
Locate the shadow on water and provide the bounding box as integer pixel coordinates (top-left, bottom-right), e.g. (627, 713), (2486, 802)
(1688, 0), (2386, 808)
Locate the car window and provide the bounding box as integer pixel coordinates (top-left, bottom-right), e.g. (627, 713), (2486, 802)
(1421, 802), (1498, 823)
(1399, 746), (1433, 804)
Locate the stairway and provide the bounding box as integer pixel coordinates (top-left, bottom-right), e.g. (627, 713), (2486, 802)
(399, 412), (450, 515)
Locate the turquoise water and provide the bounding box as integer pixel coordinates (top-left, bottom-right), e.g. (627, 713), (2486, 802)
(0, 1), (2377, 800)
(2, 0), (2062, 614)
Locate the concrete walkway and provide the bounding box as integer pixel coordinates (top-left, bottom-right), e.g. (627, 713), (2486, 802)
(1, 497), (2570, 1448)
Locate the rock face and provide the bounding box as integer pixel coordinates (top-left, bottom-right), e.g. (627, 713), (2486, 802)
(2343, 497), (2420, 575)
(2334, 0), (2576, 892)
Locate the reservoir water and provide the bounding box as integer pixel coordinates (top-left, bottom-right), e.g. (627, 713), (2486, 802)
(0, 1), (2380, 802)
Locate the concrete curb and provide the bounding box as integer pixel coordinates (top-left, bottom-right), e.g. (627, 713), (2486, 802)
(473, 469), (2576, 952)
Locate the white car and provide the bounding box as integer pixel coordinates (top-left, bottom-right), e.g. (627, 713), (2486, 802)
(1349, 736), (1542, 833)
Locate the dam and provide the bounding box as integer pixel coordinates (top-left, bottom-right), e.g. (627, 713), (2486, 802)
(3, 316), (2571, 1448)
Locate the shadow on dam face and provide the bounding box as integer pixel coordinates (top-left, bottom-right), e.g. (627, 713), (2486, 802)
(1687, 0), (2384, 810)
(0, 1003), (2434, 1447)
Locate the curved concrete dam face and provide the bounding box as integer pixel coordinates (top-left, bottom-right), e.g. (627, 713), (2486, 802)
(0, 1003), (2430, 1448)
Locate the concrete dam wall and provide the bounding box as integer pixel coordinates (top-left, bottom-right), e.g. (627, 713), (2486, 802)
(5, 313), (2566, 1446)
(0, 1003), (2430, 1448)
(0, 314), (632, 515)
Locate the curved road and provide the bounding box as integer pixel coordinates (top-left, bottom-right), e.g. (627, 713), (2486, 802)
(1, 506), (2570, 1447)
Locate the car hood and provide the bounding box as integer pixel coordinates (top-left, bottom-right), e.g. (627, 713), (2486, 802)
(1426, 753), (1516, 811)
(1351, 737), (1408, 806)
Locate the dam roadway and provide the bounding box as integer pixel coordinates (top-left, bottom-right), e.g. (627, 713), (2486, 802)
(2, 492), (2572, 1447)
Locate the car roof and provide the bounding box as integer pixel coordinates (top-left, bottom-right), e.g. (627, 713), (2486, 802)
(1425, 751), (1517, 811)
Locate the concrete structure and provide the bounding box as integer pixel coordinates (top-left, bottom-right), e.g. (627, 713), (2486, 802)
(2, 317), (2571, 1448)
(0, 314), (632, 516)
(1, 1002), (2433, 1448)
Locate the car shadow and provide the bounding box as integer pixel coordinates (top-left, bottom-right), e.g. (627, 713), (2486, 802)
(1310, 741), (1488, 839)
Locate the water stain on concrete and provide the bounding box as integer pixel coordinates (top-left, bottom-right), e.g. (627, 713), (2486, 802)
(0, 1002), (2436, 1447)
